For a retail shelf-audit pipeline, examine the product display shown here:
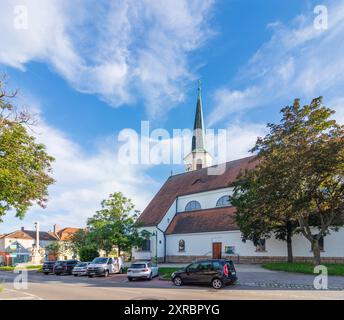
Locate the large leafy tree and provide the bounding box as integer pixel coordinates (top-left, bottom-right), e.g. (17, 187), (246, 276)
(231, 167), (298, 263)
(87, 192), (149, 256)
(232, 97), (344, 265)
(0, 78), (55, 221)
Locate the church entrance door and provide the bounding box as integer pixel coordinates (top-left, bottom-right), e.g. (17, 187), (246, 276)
(212, 242), (222, 259)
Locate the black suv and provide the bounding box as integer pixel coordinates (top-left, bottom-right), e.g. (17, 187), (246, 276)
(42, 261), (57, 275)
(171, 259), (237, 289)
(53, 260), (79, 275)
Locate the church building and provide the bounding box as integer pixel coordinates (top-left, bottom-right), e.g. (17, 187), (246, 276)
(134, 84), (344, 264)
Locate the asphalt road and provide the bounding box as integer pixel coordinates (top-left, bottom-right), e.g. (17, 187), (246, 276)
(0, 265), (343, 300)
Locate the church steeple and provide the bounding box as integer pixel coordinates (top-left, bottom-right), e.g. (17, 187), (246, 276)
(192, 80), (206, 151)
(184, 81), (213, 171)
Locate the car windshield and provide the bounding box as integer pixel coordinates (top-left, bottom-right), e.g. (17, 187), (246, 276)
(130, 263), (146, 269)
(76, 262), (87, 267)
(92, 258), (108, 264)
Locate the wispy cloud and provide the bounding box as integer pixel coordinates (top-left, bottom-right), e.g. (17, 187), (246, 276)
(0, 100), (160, 233)
(0, 0), (214, 117)
(208, 0), (344, 126)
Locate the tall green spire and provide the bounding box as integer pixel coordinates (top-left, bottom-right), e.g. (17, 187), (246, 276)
(192, 80), (206, 152)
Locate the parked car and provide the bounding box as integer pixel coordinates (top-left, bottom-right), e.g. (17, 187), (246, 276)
(127, 262), (159, 281)
(42, 261), (57, 275)
(53, 260), (80, 275)
(171, 259), (237, 289)
(87, 257), (123, 277)
(72, 262), (90, 276)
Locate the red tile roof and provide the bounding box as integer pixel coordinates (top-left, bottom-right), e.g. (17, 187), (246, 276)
(57, 228), (80, 241)
(137, 156), (257, 227)
(165, 206), (238, 234)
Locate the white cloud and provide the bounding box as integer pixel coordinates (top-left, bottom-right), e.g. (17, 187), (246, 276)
(209, 0), (344, 126)
(0, 0), (214, 116)
(0, 106), (160, 233)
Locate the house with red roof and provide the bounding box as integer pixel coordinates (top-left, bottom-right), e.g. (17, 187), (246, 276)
(133, 84), (344, 264)
(0, 224), (81, 266)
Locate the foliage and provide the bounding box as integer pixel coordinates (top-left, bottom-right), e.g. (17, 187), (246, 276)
(262, 262), (344, 276)
(78, 246), (99, 262)
(232, 97), (344, 265)
(0, 77), (55, 220)
(45, 242), (62, 258)
(87, 192), (149, 255)
(158, 267), (180, 280)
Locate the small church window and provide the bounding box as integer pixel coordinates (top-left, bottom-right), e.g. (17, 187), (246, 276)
(216, 196), (231, 207)
(185, 201), (201, 211)
(179, 240), (185, 252)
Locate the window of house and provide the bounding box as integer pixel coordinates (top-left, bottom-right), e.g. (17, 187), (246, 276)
(255, 239), (266, 252)
(178, 240), (185, 252)
(141, 239), (151, 251)
(185, 201), (201, 211)
(311, 236), (325, 252)
(216, 196), (231, 207)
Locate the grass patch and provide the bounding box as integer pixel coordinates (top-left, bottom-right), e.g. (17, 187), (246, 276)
(158, 267), (182, 280)
(0, 265), (42, 272)
(262, 262), (344, 276)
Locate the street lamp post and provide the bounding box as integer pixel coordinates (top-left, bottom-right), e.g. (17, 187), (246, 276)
(152, 231), (158, 263)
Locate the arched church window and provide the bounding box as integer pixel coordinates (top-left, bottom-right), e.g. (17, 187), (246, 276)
(179, 240), (185, 252)
(216, 196), (231, 207)
(185, 201), (201, 211)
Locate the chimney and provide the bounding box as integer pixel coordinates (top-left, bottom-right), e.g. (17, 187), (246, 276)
(53, 224), (61, 234)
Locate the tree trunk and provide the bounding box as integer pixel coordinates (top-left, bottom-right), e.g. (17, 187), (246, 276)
(286, 222), (293, 263)
(312, 239), (321, 266)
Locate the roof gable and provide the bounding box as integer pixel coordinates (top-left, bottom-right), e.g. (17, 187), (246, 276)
(137, 156), (257, 226)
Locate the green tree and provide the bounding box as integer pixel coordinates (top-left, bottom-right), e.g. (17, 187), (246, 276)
(45, 242), (62, 259)
(231, 167), (298, 263)
(78, 246), (99, 262)
(0, 78), (55, 220)
(232, 97), (344, 265)
(87, 192), (148, 256)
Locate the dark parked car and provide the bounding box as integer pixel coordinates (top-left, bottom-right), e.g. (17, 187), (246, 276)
(42, 261), (57, 275)
(171, 259), (237, 289)
(53, 260), (79, 275)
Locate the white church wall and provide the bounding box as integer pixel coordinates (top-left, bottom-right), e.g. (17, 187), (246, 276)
(158, 200), (177, 231)
(177, 187), (233, 212)
(166, 228), (344, 259)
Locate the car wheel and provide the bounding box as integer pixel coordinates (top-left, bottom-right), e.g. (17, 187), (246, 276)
(119, 268), (123, 274)
(88, 275), (93, 278)
(148, 272), (153, 280)
(43, 272), (49, 275)
(74, 274), (78, 277)
(173, 276), (182, 286)
(128, 277), (133, 282)
(104, 270), (109, 277)
(212, 278), (223, 289)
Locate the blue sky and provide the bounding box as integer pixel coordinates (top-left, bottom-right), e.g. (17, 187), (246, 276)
(0, 0), (343, 233)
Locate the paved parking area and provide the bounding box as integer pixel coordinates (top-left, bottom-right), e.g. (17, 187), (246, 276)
(0, 264), (344, 300)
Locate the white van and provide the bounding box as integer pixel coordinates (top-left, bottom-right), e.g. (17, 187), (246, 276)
(87, 257), (123, 277)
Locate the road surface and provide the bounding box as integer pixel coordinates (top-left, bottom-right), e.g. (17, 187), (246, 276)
(0, 265), (343, 300)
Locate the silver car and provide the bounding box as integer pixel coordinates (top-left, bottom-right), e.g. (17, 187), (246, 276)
(127, 262), (159, 281)
(72, 262), (90, 276)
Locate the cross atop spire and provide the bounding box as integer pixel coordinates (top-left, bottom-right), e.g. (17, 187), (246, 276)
(192, 80), (206, 152)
